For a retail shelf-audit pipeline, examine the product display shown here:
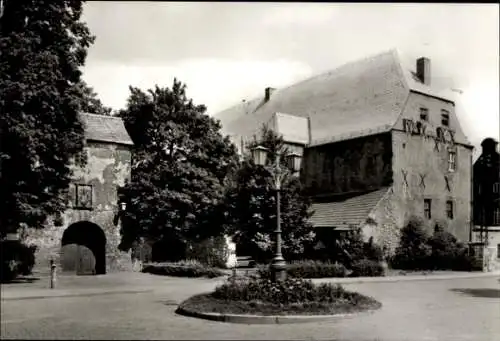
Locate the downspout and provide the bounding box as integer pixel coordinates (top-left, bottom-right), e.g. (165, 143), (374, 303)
(469, 150), (473, 244)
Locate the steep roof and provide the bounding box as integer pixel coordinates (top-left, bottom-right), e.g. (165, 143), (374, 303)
(81, 113), (134, 146)
(310, 187), (389, 229)
(214, 49), (459, 146)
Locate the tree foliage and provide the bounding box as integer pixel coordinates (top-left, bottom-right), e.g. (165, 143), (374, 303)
(117, 80), (239, 252)
(75, 80), (112, 116)
(224, 125), (315, 261)
(0, 0), (94, 236)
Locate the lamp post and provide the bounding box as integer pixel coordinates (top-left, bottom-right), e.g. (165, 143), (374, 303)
(251, 145), (302, 282)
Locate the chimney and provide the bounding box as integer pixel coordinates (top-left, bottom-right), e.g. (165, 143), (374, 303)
(265, 87), (276, 101)
(416, 57), (431, 86)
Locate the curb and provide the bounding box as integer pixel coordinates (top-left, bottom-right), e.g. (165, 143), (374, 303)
(312, 271), (500, 285)
(1, 289), (153, 301)
(175, 306), (376, 324)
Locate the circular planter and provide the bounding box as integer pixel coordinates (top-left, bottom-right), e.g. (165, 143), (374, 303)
(176, 293), (381, 324)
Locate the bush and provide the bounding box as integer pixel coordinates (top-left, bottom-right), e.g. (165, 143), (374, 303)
(364, 237), (384, 262)
(315, 228), (384, 266)
(350, 259), (385, 277)
(391, 219), (482, 272)
(287, 260), (348, 278)
(0, 240), (37, 282)
(256, 260), (348, 279)
(390, 217), (432, 270)
(186, 236), (230, 269)
(141, 260), (225, 278)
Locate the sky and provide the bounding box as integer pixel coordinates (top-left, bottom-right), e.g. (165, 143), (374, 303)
(81, 2), (499, 156)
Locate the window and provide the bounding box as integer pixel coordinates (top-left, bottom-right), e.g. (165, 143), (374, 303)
(448, 151), (456, 172)
(73, 184), (93, 210)
(424, 199), (432, 219)
(446, 200), (454, 219)
(494, 207), (500, 226)
(419, 107), (429, 121)
(493, 182), (500, 194)
(441, 109), (450, 127)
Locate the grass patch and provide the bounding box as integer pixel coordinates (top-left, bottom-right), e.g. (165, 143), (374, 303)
(178, 277), (381, 316)
(142, 260), (225, 278)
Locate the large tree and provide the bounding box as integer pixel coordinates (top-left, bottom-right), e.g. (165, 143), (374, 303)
(224, 125), (316, 261)
(117, 80), (239, 254)
(0, 0), (95, 237)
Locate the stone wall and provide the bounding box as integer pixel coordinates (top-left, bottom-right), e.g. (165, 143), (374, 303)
(25, 141), (133, 274)
(391, 92), (473, 242)
(303, 133), (393, 197)
(362, 187), (406, 256)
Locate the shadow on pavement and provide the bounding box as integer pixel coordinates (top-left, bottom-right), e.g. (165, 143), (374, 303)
(451, 288), (500, 298)
(1, 276), (40, 284)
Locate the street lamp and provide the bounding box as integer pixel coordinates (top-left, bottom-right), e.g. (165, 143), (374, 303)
(251, 145), (302, 282)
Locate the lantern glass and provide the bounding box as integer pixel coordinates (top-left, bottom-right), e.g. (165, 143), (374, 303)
(286, 152), (302, 173)
(251, 145), (269, 166)
(120, 202), (127, 212)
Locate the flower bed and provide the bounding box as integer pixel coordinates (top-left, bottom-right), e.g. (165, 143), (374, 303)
(141, 260), (225, 278)
(177, 277), (381, 316)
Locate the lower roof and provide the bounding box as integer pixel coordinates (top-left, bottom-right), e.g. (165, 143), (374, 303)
(310, 187), (389, 229)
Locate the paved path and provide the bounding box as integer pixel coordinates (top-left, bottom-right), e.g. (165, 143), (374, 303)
(1, 273), (499, 340)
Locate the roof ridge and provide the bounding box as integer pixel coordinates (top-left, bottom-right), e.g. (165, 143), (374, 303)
(215, 49), (400, 118)
(264, 49), (398, 97)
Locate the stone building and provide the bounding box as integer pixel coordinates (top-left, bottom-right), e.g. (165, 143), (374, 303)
(26, 113), (134, 275)
(216, 49), (473, 255)
(472, 138), (500, 270)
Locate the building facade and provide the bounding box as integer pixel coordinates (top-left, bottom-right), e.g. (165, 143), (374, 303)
(25, 113), (134, 275)
(216, 50), (473, 256)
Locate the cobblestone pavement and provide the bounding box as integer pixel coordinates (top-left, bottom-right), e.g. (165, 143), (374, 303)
(1, 274), (499, 341)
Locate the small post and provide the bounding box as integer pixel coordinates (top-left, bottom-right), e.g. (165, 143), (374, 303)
(50, 259), (56, 289)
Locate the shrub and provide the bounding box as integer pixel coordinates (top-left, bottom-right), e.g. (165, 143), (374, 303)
(390, 217), (432, 270)
(391, 220), (483, 272)
(364, 237), (384, 262)
(256, 260), (348, 279)
(316, 227), (384, 266)
(287, 260), (348, 278)
(213, 276), (352, 304)
(141, 260), (225, 278)
(186, 236), (230, 269)
(350, 259), (385, 277)
(0, 240), (37, 282)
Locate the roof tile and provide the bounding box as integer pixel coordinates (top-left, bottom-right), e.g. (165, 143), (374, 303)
(81, 113), (134, 146)
(310, 187), (389, 229)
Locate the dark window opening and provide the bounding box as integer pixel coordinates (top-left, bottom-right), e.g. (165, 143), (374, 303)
(494, 207), (500, 226)
(419, 107), (429, 121)
(441, 109), (450, 127)
(446, 200), (454, 219)
(424, 199), (432, 219)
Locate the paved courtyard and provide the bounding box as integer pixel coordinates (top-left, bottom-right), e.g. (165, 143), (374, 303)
(1, 273), (499, 341)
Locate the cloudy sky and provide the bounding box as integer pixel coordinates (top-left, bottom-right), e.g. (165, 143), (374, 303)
(81, 2), (499, 154)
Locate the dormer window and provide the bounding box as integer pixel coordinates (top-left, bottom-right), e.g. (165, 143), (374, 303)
(441, 110), (450, 127)
(419, 107), (429, 121)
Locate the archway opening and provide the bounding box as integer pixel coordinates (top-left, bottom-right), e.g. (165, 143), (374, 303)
(61, 221), (106, 275)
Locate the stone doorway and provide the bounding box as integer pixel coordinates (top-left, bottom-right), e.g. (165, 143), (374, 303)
(61, 221), (106, 275)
